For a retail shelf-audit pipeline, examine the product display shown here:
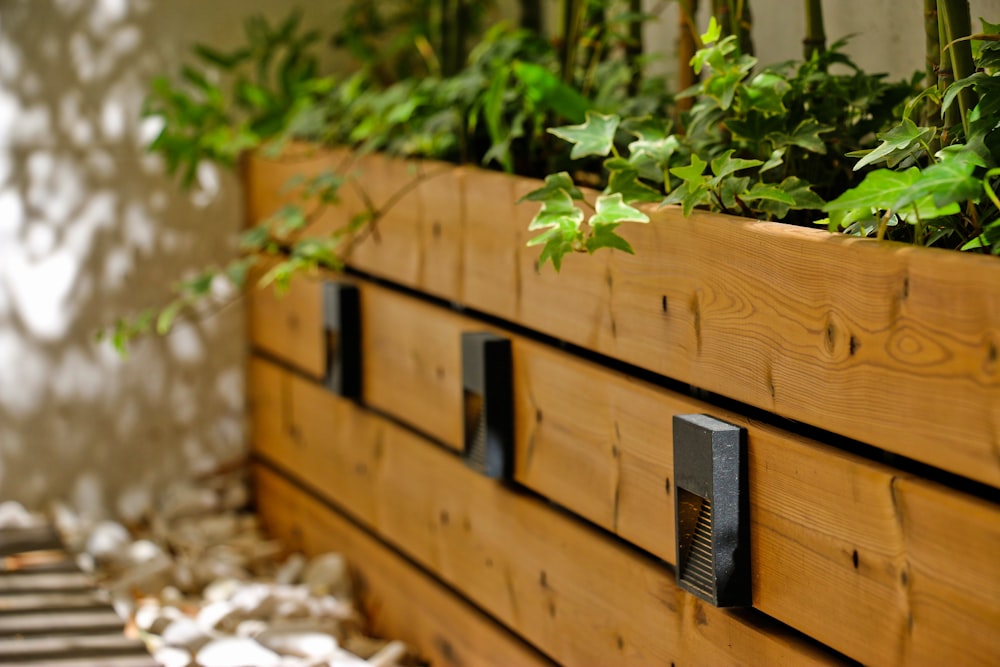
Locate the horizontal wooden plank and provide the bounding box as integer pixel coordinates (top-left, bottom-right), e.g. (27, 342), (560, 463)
(253, 466), (555, 667)
(0, 591), (107, 613)
(0, 571), (93, 594)
(250, 275), (1000, 666)
(355, 283), (1000, 666)
(250, 365), (844, 667)
(245, 150), (1000, 488)
(0, 608), (125, 637)
(248, 272), (326, 380)
(0, 527), (63, 557)
(0, 634), (148, 661)
(2, 655), (158, 667)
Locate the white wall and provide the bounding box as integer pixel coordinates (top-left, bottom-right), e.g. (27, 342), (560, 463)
(0, 0), (344, 519)
(643, 0), (1000, 84)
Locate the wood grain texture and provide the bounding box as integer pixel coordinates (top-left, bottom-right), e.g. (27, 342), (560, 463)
(250, 363), (841, 667)
(248, 273), (326, 379)
(244, 150), (1000, 487)
(253, 466), (555, 667)
(301, 281), (1000, 667)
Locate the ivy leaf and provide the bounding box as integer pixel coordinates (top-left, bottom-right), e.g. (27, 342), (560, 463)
(850, 119), (935, 171)
(623, 116), (678, 168)
(741, 71), (789, 114)
(754, 177), (826, 219)
(719, 175), (750, 209)
(710, 149), (763, 180)
(604, 158), (662, 203)
(823, 167), (958, 220)
(701, 17), (722, 45)
(894, 151), (983, 210)
(670, 154), (709, 186)
(943, 72), (987, 113)
(824, 168), (921, 211)
(760, 148), (785, 174)
(768, 119), (832, 154)
(548, 112), (621, 159)
(527, 190), (584, 232)
(585, 222), (634, 255)
(743, 183), (796, 205)
(512, 60), (591, 124)
(518, 172), (583, 203)
(590, 193), (650, 225)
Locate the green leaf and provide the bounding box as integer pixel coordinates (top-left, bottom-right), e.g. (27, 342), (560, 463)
(768, 119), (832, 154)
(590, 193), (650, 225)
(518, 172), (583, 203)
(824, 168), (921, 211)
(943, 73), (987, 113)
(743, 183), (796, 205)
(742, 72), (789, 114)
(701, 17), (722, 45)
(604, 158), (662, 203)
(527, 190), (584, 232)
(670, 154), (709, 186)
(893, 152), (983, 210)
(760, 148), (785, 174)
(585, 223), (635, 255)
(710, 149), (763, 180)
(548, 112), (621, 160)
(512, 61), (591, 124)
(851, 119), (935, 171)
(156, 300), (184, 335)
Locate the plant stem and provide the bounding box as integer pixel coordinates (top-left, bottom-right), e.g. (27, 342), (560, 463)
(559, 0), (585, 84)
(676, 0), (699, 115)
(939, 0), (976, 137)
(803, 0), (826, 59)
(519, 0), (542, 32)
(937, 0), (959, 134)
(923, 0), (942, 128)
(626, 0), (644, 95)
(712, 0), (753, 55)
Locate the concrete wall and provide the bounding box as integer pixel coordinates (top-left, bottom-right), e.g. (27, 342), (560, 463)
(0, 0), (344, 519)
(0, 0), (997, 519)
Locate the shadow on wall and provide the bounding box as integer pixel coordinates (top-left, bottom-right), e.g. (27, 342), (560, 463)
(0, 0), (336, 519)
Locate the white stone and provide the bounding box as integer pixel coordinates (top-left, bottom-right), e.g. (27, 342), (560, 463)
(302, 554), (351, 599)
(161, 616), (211, 652)
(0, 500), (40, 528)
(153, 646), (192, 667)
(275, 553), (306, 586)
(203, 577), (242, 603)
(84, 520), (131, 561)
(257, 630), (338, 659)
(195, 637), (283, 667)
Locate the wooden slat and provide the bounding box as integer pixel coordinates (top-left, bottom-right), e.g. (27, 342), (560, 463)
(253, 467), (555, 667)
(245, 150), (1000, 488)
(0, 608), (126, 637)
(250, 368), (843, 667)
(0, 572), (93, 593)
(0, 634), (149, 661)
(250, 276), (1000, 666)
(0, 527), (63, 557)
(0, 591), (107, 613)
(248, 274), (326, 379)
(355, 283), (1000, 666)
(2, 655), (158, 667)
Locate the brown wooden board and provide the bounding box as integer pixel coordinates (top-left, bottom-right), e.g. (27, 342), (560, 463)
(250, 275), (1000, 665)
(250, 366), (845, 667)
(244, 150), (1000, 489)
(253, 466), (556, 667)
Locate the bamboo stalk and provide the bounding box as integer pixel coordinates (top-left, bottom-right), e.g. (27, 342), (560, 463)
(626, 0), (644, 95)
(803, 0), (826, 59)
(676, 0), (699, 114)
(939, 0), (977, 136)
(937, 0), (959, 133)
(923, 0), (942, 128)
(519, 0), (542, 32)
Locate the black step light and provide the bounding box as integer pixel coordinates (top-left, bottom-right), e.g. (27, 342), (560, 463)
(672, 414), (750, 607)
(322, 281), (361, 399)
(461, 332), (513, 480)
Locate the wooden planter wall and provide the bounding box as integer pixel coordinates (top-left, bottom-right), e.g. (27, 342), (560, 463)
(245, 147), (1000, 667)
